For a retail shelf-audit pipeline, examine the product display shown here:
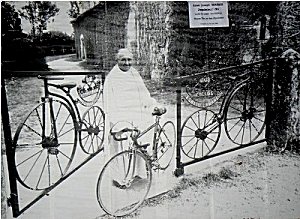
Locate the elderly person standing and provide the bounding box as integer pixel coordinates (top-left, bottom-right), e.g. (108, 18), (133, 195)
(103, 48), (156, 157)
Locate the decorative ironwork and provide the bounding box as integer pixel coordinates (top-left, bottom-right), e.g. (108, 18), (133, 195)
(77, 75), (103, 106)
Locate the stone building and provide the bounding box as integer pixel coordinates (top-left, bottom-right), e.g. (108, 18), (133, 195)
(71, 2), (274, 79)
(71, 2), (130, 71)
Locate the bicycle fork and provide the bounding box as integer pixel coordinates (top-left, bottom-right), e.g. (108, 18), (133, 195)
(121, 150), (138, 188)
(41, 96), (59, 155)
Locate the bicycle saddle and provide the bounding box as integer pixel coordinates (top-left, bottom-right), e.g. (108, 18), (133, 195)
(58, 83), (77, 90)
(152, 107), (167, 116)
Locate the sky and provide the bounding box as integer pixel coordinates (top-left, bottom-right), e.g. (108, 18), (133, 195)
(11, 1), (74, 36)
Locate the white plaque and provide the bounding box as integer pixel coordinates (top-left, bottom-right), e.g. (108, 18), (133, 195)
(188, 1), (229, 28)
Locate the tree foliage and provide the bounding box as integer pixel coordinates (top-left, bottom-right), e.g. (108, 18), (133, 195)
(19, 1), (59, 37)
(68, 1), (81, 19)
(1, 1), (22, 36)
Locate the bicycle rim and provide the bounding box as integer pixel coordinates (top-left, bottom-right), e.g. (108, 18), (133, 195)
(181, 109), (221, 159)
(79, 106), (105, 154)
(96, 150), (152, 217)
(13, 99), (77, 190)
(156, 121), (176, 170)
(224, 82), (266, 145)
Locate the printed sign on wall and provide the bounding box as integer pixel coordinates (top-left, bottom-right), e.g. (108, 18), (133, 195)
(188, 1), (229, 28)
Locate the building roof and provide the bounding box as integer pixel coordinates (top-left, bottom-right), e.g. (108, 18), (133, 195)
(71, 2), (129, 24)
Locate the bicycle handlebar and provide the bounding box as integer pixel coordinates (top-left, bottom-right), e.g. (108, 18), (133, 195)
(110, 127), (140, 141)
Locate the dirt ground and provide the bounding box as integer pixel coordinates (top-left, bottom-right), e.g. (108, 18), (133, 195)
(115, 149), (299, 219)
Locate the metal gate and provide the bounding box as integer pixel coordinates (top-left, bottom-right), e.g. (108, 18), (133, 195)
(174, 59), (275, 176)
(1, 71), (105, 217)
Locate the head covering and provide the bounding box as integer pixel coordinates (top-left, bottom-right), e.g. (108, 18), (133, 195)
(116, 48), (133, 60)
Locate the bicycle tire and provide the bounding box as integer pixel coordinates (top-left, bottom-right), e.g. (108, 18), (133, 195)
(79, 106), (105, 154)
(96, 150), (152, 217)
(13, 98), (77, 190)
(224, 82), (266, 145)
(155, 121), (176, 170)
(181, 109), (221, 159)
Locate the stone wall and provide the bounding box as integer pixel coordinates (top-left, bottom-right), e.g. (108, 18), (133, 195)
(72, 2), (283, 79)
(134, 2), (260, 81)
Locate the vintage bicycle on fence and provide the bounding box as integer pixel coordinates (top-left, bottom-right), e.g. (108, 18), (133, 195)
(12, 74), (105, 191)
(96, 107), (176, 217)
(180, 64), (267, 159)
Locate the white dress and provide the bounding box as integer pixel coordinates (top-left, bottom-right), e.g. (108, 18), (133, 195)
(103, 65), (157, 157)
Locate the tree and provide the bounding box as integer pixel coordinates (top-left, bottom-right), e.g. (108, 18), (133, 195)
(19, 1), (59, 37)
(68, 1), (100, 19)
(1, 1), (22, 36)
(68, 1), (81, 19)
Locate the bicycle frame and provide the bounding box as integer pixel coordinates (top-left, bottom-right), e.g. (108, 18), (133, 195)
(44, 80), (82, 123)
(133, 115), (161, 160)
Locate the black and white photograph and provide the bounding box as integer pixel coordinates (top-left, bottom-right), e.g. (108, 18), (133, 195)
(1, 1), (300, 219)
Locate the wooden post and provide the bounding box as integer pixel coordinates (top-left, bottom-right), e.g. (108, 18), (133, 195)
(267, 49), (300, 150)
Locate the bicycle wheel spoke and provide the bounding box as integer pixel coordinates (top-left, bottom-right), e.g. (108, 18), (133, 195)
(203, 116), (215, 129)
(58, 126), (76, 138)
(54, 102), (63, 121)
(17, 149), (44, 167)
(56, 154), (64, 177)
(181, 135), (195, 138)
(16, 142), (42, 149)
(249, 119), (261, 134)
(57, 114), (72, 136)
(23, 124), (42, 138)
(190, 116), (199, 129)
(203, 140), (211, 151)
(92, 107), (98, 126)
(58, 150), (72, 161)
(193, 139), (199, 158)
(206, 135), (217, 143)
(97, 118), (104, 127)
(34, 108), (43, 128)
(182, 136), (196, 148)
(233, 121), (246, 142)
(228, 119), (242, 133)
(81, 134), (89, 142)
(36, 153), (49, 189)
(241, 122), (246, 145)
(47, 154), (51, 187)
(184, 125), (196, 132)
(22, 150), (44, 182)
(229, 105), (243, 113)
(253, 115), (265, 123)
(187, 141), (197, 156)
(88, 135), (96, 153)
(87, 110), (91, 125)
(225, 116), (242, 121)
(249, 120), (252, 142)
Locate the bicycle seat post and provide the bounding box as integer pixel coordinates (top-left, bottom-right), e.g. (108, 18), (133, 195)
(42, 77), (50, 98)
